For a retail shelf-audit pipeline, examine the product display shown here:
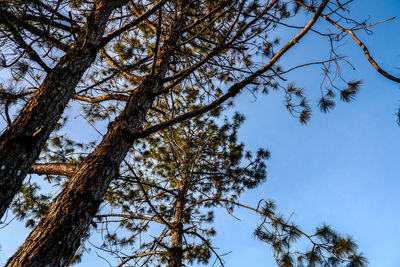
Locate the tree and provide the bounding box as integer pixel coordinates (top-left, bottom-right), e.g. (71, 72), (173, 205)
(0, 0), (157, 219)
(94, 112), (270, 266)
(87, 112), (366, 267)
(11, 109), (367, 267)
(0, 0), (398, 266)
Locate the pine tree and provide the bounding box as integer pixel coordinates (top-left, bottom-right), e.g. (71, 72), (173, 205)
(0, 0), (144, 219)
(89, 111), (366, 267)
(0, 0), (398, 266)
(95, 112), (269, 266)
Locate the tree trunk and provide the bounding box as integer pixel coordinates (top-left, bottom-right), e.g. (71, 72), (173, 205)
(168, 173), (192, 267)
(168, 197), (185, 267)
(0, 0), (129, 219)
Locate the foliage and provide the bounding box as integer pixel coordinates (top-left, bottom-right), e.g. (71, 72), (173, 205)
(0, 0), (397, 265)
(96, 111), (269, 265)
(254, 200), (367, 267)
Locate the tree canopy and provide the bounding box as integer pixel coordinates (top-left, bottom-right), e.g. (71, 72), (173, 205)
(0, 0), (399, 266)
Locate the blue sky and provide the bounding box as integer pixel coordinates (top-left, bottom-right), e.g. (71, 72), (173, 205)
(1, 1), (400, 266)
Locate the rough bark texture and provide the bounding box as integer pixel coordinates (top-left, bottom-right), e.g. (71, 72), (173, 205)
(168, 174), (192, 267)
(168, 196), (185, 267)
(7, 33), (177, 266)
(0, 0), (129, 219)
(30, 163), (76, 177)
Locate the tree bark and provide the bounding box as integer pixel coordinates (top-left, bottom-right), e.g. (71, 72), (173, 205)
(0, 0), (130, 219)
(168, 172), (192, 267)
(168, 196), (185, 267)
(30, 163), (76, 177)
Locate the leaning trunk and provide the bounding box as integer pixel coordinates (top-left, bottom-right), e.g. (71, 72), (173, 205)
(0, 0), (129, 219)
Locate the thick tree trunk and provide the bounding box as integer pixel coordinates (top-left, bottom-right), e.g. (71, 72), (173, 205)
(0, 0), (129, 219)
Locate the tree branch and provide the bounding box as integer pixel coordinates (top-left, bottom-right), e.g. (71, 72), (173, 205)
(72, 93), (129, 103)
(30, 163), (76, 177)
(100, 49), (145, 83)
(1, 8), (69, 52)
(96, 213), (164, 224)
(124, 159), (173, 229)
(295, 0), (400, 83)
(97, 0), (166, 49)
(0, 9), (51, 72)
(132, 0), (329, 139)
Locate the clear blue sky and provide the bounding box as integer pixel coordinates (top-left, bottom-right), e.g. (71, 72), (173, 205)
(1, 1), (400, 266)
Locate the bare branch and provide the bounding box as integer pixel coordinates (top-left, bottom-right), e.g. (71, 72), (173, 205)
(30, 163), (76, 177)
(96, 213), (164, 224)
(295, 0), (400, 83)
